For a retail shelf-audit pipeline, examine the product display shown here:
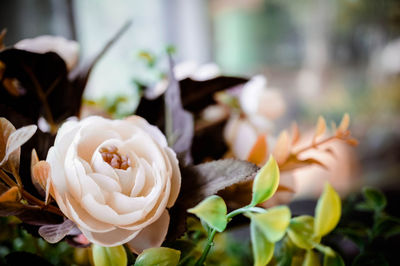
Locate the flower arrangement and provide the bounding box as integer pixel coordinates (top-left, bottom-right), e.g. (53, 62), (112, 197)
(0, 26), (399, 266)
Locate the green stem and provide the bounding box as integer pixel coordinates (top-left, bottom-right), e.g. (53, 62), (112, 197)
(195, 205), (261, 265)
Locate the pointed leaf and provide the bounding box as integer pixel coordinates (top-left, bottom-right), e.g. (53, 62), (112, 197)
(165, 55), (194, 165)
(250, 219), (275, 266)
(338, 113), (350, 132)
(291, 122), (300, 145)
(323, 252), (345, 266)
(180, 159), (258, 208)
(0, 186), (20, 202)
(247, 206), (291, 242)
(273, 131), (290, 164)
(92, 244), (127, 266)
(304, 250), (321, 266)
(188, 195), (227, 232)
(251, 156), (280, 206)
(287, 215), (321, 250)
(0, 117), (16, 172)
(0, 124), (37, 172)
(38, 219), (77, 243)
(134, 247), (180, 266)
(314, 183), (341, 237)
(247, 135), (268, 166)
(362, 187), (387, 212)
(314, 116), (326, 139)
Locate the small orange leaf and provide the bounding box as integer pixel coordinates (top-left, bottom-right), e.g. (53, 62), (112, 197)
(32, 161), (52, 204)
(346, 138), (359, 146)
(314, 116), (326, 140)
(247, 135), (268, 166)
(0, 186), (20, 202)
(291, 122), (300, 145)
(338, 113), (350, 132)
(277, 184), (295, 193)
(273, 131), (291, 165)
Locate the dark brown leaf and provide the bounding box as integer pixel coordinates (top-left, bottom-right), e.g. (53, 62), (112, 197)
(164, 55), (194, 165)
(0, 201), (62, 225)
(180, 159), (259, 208)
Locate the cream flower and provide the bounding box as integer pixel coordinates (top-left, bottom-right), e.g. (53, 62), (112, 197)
(15, 35), (79, 71)
(46, 116), (181, 253)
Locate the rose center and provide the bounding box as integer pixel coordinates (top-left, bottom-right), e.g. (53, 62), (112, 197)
(99, 145), (131, 170)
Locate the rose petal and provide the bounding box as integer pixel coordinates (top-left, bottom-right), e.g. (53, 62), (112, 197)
(65, 195), (114, 233)
(125, 116), (168, 148)
(81, 226), (141, 247)
(127, 210), (170, 254)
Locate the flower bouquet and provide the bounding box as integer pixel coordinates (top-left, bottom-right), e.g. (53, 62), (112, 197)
(0, 26), (399, 266)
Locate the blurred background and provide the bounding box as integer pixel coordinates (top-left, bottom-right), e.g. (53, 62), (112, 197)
(0, 0), (399, 194)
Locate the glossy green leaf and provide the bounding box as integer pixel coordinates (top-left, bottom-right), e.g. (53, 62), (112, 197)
(250, 219), (275, 266)
(314, 183), (341, 237)
(188, 195), (227, 232)
(287, 216), (321, 250)
(251, 156), (280, 206)
(323, 252), (345, 266)
(247, 206), (291, 243)
(363, 187), (387, 212)
(303, 250), (321, 266)
(92, 244), (127, 266)
(134, 247), (180, 266)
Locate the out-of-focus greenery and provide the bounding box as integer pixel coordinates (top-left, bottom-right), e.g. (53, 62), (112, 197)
(0, 217), (78, 265)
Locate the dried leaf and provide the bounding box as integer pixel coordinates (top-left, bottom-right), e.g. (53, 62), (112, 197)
(247, 135), (268, 166)
(0, 124), (37, 173)
(346, 138), (359, 146)
(291, 122), (300, 145)
(165, 55), (194, 165)
(280, 156), (327, 171)
(273, 130), (291, 165)
(180, 159), (259, 208)
(314, 116), (326, 141)
(0, 201), (62, 225)
(0, 117), (16, 171)
(38, 219), (77, 244)
(0, 186), (20, 202)
(338, 113), (350, 132)
(32, 160), (52, 204)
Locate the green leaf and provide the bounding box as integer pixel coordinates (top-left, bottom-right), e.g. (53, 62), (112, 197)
(188, 195), (227, 232)
(287, 216), (321, 250)
(247, 206), (291, 243)
(250, 156), (280, 206)
(303, 250), (321, 266)
(134, 247), (180, 266)
(323, 252), (345, 266)
(362, 187), (387, 212)
(92, 244), (127, 266)
(314, 183), (341, 237)
(250, 219), (275, 266)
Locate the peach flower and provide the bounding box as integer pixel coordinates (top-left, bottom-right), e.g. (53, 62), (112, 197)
(46, 116), (181, 253)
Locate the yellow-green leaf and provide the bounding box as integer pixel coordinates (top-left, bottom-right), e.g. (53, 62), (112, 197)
(248, 206), (291, 243)
(303, 250), (321, 266)
(323, 251), (345, 266)
(188, 195), (227, 232)
(314, 183), (341, 237)
(92, 244), (127, 266)
(250, 219), (275, 266)
(287, 215), (321, 250)
(134, 247), (180, 266)
(250, 156), (280, 206)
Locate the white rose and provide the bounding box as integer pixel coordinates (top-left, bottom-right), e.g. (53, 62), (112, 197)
(46, 116), (181, 253)
(15, 35), (79, 71)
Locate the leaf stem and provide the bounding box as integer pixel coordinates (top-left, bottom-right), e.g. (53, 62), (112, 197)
(0, 169), (17, 187)
(195, 229), (217, 266)
(196, 205), (261, 265)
